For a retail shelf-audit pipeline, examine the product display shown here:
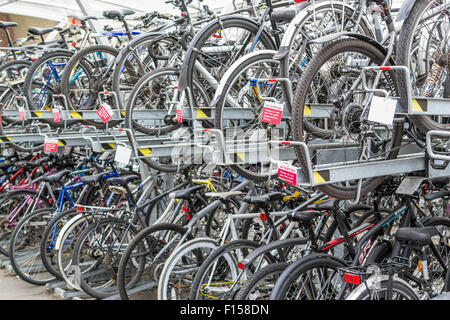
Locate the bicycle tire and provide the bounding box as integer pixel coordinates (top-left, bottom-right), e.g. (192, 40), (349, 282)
(8, 208), (57, 285)
(117, 222), (189, 300)
(396, 0), (450, 134)
(291, 38), (403, 200)
(234, 262), (289, 300)
(158, 237), (218, 300)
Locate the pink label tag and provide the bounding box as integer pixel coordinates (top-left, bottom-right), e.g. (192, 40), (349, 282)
(18, 107), (25, 120)
(176, 105), (182, 123)
(278, 164), (297, 186)
(44, 139), (58, 153)
(261, 101), (284, 125)
(97, 104), (114, 123)
(53, 108), (60, 122)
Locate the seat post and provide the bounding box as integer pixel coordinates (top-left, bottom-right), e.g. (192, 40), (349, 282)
(4, 27), (13, 47)
(3, 27), (16, 59)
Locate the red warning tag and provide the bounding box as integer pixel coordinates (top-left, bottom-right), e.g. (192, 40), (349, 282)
(44, 139), (58, 153)
(176, 105), (182, 123)
(97, 104), (114, 123)
(53, 108), (60, 122)
(261, 101), (284, 125)
(278, 163), (297, 186)
(18, 107), (26, 120)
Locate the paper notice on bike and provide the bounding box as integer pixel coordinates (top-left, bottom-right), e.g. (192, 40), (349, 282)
(261, 101), (284, 126)
(44, 139), (58, 153)
(18, 107), (26, 121)
(97, 103), (114, 123)
(114, 145), (132, 165)
(368, 96), (397, 125)
(278, 162), (297, 186)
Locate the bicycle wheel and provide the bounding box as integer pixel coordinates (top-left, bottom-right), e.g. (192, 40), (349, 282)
(368, 216), (450, 297)
(214, 50), (289, 181)
(0, 59), (31, 124)
(0, 189), (49, 256)
(117, 222), (189, 300)
(158, 237), (218, 300)
(234, 262), (289, 300)
(39, 208), (78, 280)
(70, 217), (140, 299)
(346, 277), (419, 300)
(291, 38), (403, 200)
(270, 253), (348, 300)
(183, 16), (276, 103)
(24, 50), (74, 111)
(124, 67), (209, 173)
(112, 33), (176, 109)
(278, 1), (374, 139)
(56, 212), (105, 290)
(8, 208), (56, 285)
(189, 239), (269, 300)
(396, 0), (450, 133)
(60, 45), (122, 128)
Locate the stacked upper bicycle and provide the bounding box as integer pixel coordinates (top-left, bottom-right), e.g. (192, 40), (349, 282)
(0, 0), (449, 301)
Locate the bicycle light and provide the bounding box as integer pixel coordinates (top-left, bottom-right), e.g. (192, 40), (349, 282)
(343, 273), (361, 285)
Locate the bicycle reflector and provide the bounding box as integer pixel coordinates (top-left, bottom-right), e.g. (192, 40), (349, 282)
(343, 273), (360, 285)
(237, 262), (244, 270)
(260, 213), (267, 221)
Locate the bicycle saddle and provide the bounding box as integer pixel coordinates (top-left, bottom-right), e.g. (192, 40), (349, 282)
(42, 169), (71, 184)
(204, 191), (243, 200)
(305, 198), (339, 211)
(395, 226), (439, 246)
(106, 174), (139, 186)
(170, 185), (205, 200)
(243, 192), (283, 206)
(81, 172), (108, 186)
(272, 2), (309, 24)
(289, 210), (322, 224)
(423, 190), (450, 201)
(0, 21), (18, 28)
(427, 177), (449, 187)
(103, 9), (135, 20)
(26, 157), (49, 168)
(28, 27), (55, 36)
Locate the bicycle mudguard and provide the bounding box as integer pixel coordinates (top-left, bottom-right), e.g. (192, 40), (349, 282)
(274, 0), (374, 61)
(113, 31), (166, 66)
(238, 237), (308, 270)
(209, 49), (278, 108)
(178, 15), (276, 91)
(345, 274), (419, 300)
(306, 31), (395, 66)
(396, 0), (416, 22)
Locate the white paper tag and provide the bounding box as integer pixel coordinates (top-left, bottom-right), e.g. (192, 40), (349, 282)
(368, 96), (397, 125)
(114, 145), (132, 165)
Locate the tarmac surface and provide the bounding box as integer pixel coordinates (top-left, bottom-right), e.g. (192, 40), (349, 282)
(0, 268), (62, 300)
